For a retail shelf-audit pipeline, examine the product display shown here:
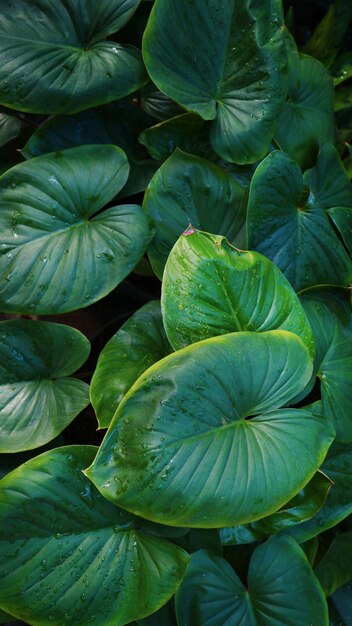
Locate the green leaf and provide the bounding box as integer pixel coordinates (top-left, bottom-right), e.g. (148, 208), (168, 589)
(0, 145), (153, 314)
(21, 101), (158, 198)
(143, 154), (247, 279)
(247, 149), (352, 291)
(301, 288), (352, 442)
(332, 52), (352, 86)
(0, 111), (21, 149)
(175, 537), (328, 626)
(140, 83), (183, 121)
(220, 471), (333, 545)
(316, 532), (352, 597)
(161, 229), (315, 356)
(334, 85), (352, 112)
(0, 320), (89, 452)
(91, 301), (172, 429)
(302, 5), (336, 65)
(86, 330), (334, 528)
(331, 582), (352, 626)
(328, 208), (352, 256)
(0, 446), (188, 626)
(0, 608), (16, 624)
(274, 50), (334, 167)
(142, 0), (286, 164)
(285, 443), (352, 543)
(0, 0), (148, 114)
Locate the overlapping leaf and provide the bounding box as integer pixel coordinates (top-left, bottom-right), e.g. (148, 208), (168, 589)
(143, 154), (247, 278)
(0, 145), (153, 314)
(91, 301), (172, 429)
(86, 331), (333, 528)
(0, 320), (90, 452)
(247, 146), (352, 291)
(0, 0), (148, 114)
(161, 229), (315, 355)
(175, 537), (328, 626)
(142, 0), (287, 163)
(315, 531), (352, 597)
(0, 446), (188, 626)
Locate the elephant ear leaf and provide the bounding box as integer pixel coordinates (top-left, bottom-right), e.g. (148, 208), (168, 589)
(0, 144), (153, 314)
(142, 0), (287, 164)
(0, 0), (148, 114)
(161, 229), (314, 357)
(86, 330), (333, 528)
(0, 320), (90, 453)
(175, 537), (328, 626)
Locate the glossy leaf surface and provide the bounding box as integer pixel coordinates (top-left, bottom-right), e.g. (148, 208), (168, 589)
(86, 331), (333, 528)
(315, 531), (352, 597)
(143, 154), (247, 279)
(0, 320), (90, 452)
(162, 230), (315, 355)
(0, 110), (21, 148)
(0, 446), (188, 626)
(143, 0), (286, 163)
(247, 148), (352, 291)
(0, 0), (148, 114)
(91, 301), (171, 429)
(175, 537), (328, 625)
(0, 145), (153, 314)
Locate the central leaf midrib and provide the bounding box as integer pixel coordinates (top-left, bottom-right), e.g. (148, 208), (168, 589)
(2, 34), (100, 54)
(1, 218), (92, 257)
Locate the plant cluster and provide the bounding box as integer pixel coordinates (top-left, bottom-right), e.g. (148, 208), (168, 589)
(0, 0), (351, 625)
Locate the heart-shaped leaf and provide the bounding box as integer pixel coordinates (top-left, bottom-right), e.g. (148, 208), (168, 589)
(21, 101), (158, 198)
(315, 531), (352, 597)
(161, 229), (315, 356)
(274, 50), (334, 167)
(142, 0), (286, 164)
(285, 441), (352, 543)
(0, 320), (90, 452)
(86, 331), (334, 528)
(143, 153), (247, 279)
(91, 301), (172, 429)
(0, 145), (153, 314)
(0, 0), (148, 114)
(220, 471), (332, 545)
(247, 148), (352, 291)
(175, 537), (328, 626)
(0, 446), (188, 626)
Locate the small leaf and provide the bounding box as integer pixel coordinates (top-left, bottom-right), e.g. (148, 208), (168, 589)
(0, 110), (21, 149)
(86, 331), (333, 528)
(91, 301), (172, 429)
(0, 145), (153, 314)
(328, 208), (352, 255)
(316, 532), (352, 597)
(161, 229), (315, 356)
(143, 154), (247, 279)
(0, 446), (189, 626)
(175, 537), (328, 626)
(0, 320), (90, 452)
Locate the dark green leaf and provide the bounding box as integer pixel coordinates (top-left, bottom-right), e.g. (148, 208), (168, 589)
(316, 531), (352, 597)
(161, 229), (315, 356)
(328, 208), (352, 256)
(0, 145), (153, 314)
(331, 581), (352, 626)
(0, 0), (148, 114)
(91, 301), (171, 429)
(86, 331), (334, 528)
(140, 83), (183, 121)
(175, 537), (328, 625)
(142, 0), (286, 164)
(0, 111), (21, 149)
(247, 148), (352, 291)
(143, 154), (247, 279)
(0, 446), (188, 626)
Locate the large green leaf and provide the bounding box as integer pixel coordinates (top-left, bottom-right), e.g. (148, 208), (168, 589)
(285, 442), (352, 543)
(161, 229), (315, 356)
(274, 46), (334, 168)
(142, 0), (286, 164)
(220, 471), (332, 545)
(0, 320), (89, 452)
(175, 537), (328, 625)
(247, 148), (352, 291)
(86, 331), (334, 528)
(328, 208), (352, 256)
(316, 532), (352, 597)
(0, 446), (188, 626)
(143, 153), (247, 279)
(91, 301), (172, 429)
(0, 0), (148, 114)
(331, 581), (352, 626)
(301, 289), (352, 442)
(21, 101), (158, 198)
(0, 145), (153, 314)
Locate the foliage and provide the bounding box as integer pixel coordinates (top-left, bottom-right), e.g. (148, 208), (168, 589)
(0, 0), (351, 625)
